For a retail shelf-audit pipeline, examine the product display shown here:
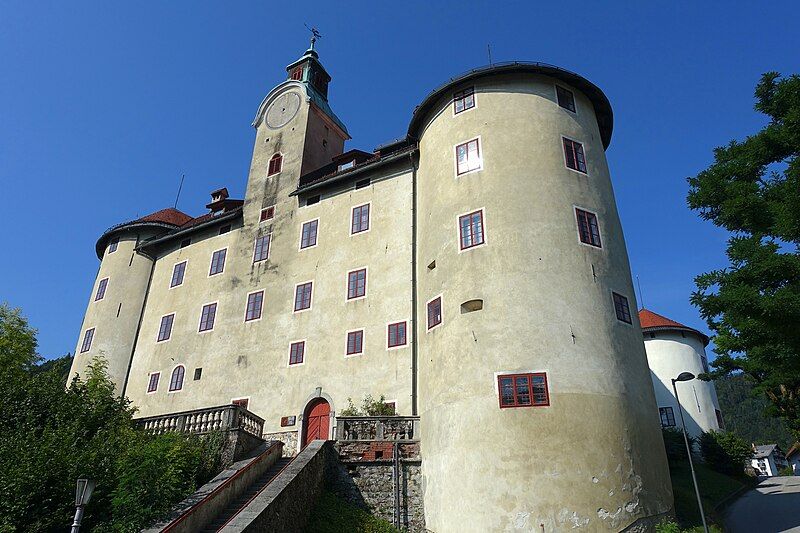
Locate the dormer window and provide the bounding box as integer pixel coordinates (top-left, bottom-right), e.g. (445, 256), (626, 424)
(338, 160), (355, 172)
(290, 66), (303, 81)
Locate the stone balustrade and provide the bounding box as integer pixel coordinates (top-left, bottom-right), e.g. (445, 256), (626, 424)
(136, 404), (265, 439)
(335, 416), (419, 442)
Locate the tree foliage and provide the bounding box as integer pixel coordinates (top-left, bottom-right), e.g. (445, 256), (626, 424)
(339, 395), (396, 417)
(698, 430), (752, 476)
(687, 72), (800, 440)
(0, 303), (222, 531)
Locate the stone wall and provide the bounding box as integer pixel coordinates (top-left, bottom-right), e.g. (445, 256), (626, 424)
(263, 430), (299, 457)
(329, 441), (425, 532)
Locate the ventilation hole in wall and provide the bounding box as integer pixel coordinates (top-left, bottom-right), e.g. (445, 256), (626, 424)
(180, 238), (191, 248)
(218, 224), (231, 235)
(116, 303), (122, 318)
(461, 299), (483, 313)
(375, 451), (384, 459)
(427, 260), (436, 270)
(355, 178), (370, 189)
(306, 195), (320, 206)
(322, 139), (328, 147)
(193, 368), (202, 381)
(264, 137), (270, 143)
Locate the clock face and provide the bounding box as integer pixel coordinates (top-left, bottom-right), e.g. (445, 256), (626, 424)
(266, 92), (301, 129)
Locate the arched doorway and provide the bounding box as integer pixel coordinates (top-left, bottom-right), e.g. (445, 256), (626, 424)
(302, 398), (330, 448)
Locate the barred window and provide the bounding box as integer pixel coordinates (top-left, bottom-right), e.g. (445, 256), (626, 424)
(169, 366), (185, 392)
(245, 291), (263, 322)
(157, 314), (174, 342)
(80, 328), (95, 353)
(209, 249), (227, 276)
(453, 87), (475, 114)
(171, 261), (187, 288)
(95, 278), (109, 301)
(427, 297), (442, 330)
(253, 234), (271, 263)
(612, 292), (632, 324)
(659, 407), (676, 427)
(347, 269), (367, 300)
(199, 303), (217, 332)
(563, 138), (587, 173)
(294, 282), (313, 311)
(351, 204), (370, 234)
(575, 208), (601, 247)
(455, 138), (482, 175)
(498, 373), (549, 408)
(459, 210), (485, 250)
(346, 330), (364, 355)
(300, 220), (318, 249)
(388, 321), (407, 348)
(289, 341), (305, 365)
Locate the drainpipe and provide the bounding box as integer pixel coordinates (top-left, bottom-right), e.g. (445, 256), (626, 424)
(121, 239), (156, 399)
(409, 150), (419, 416)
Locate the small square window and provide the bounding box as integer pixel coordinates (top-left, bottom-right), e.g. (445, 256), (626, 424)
(253, 234), (271, 263)
(294, 282), (313, 312)
(612, 292), (632, 324)
(306, 195), (320, 206)
(338, 160), (355, 171)
(147, 372), (160, 393)
(351, 204), (370, 234)
(455, 138), (482, 175)
(659, 407), (676, 427)
(157, 314), (174, 342)
(199, 303), (217, 332)
(245, 291), (264, 322)
(193, 368), (202, 381)
(563, 138), (587, 173)
(95, 278), (109, 301)
(219, 224), (231, 235)
(498, 373), (550, 408)
(347, 269), (367, 300)
(556, 85), (576, 112)
(80, 328), (95, 353)
(300, 220), (318, 249)
(355, 178), (370, 189)
(346, 330), (364, 355)
(427, 297), (442, 330)
(180, 238), (191, 248)
(268, 153), (283, 175)
(453, 87), (475, 114)
(209, 249), (227, 276)
(171, 261), (187, 288)
(388, 321), (407, 348)
(459, 210), (485, 250)
(260, 206), (275, 222)
(108, 237), (119, 254)
(289, 341), (305, 365)
(575, 208), (601, 247)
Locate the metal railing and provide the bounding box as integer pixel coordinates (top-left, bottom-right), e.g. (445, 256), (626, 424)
(135, 404), (265, 438)
(335, 416), (419, 441)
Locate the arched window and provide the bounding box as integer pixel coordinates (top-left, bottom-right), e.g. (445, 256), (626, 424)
(169, 365), (185, 392)
(268, 153), (283, 176)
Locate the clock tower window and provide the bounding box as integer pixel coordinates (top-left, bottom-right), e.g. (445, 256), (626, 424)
(290, 66), (304, 81)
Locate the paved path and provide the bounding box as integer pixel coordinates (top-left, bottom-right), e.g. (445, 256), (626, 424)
(725, 476), (800, 532)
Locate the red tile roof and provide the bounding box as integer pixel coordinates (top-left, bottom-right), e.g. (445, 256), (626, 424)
(135, 208), (193, 227)
(639, 308), (709, 345)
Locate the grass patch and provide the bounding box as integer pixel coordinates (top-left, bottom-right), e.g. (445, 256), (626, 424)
(305, 490), (398, 533)
(670, 461), (756, 528)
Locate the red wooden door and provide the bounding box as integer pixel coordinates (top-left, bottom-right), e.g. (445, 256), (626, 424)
(302, 399), (330, 448)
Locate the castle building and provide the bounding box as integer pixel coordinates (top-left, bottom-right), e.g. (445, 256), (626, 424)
(69, 47), (673, 530)
(640, 309), (724, 438)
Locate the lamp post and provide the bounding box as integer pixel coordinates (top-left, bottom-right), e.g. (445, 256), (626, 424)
(71, 478), (95, 533)
(671, 372), (708, 533)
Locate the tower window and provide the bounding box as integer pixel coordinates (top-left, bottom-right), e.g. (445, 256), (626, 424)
(268, 153), (283, 175)
(80, 328), (95, 353)
(427, 297), (442, 330)
(157, 314), (174, 342)
(300, 219), (318, 249)
(108, 237), (119, 254)
(260, 206), (275, 222)
(351, 204), (370, 234)
(245, 291), (264, 322)
(453, 87), (475, 114)
(715, 409), (725, 429)
(347, 268), (367, 300)
(169, 365), (185, 392)
(556, 85), (576, 112)
(346, 330), (364, 355)
(575, 208), (602, 247)
(612, 292), (632, 324)
(455, 138), (482, 175)
(498, 373), (549, 408)
(289, 341), (305, 365)
(95, 278), (109, 301)
(209, 249), (227, 276)
(199, 303), (217, 332)
(171, 261), (187, 288)
(459, 210), (485, 250)
(659, 407), (676, 427)
(290, 66), (303, 81)
(294, 282), (313, 312)
(147, 372), (160, 393)
(253, 234), (271, 263)
(388, 321), (407, 348)
(563, 137), (587, 173)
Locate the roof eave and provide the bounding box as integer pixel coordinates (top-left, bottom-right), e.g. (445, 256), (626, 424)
(642, 325), (710, 347)
(136, 208), (243, 252)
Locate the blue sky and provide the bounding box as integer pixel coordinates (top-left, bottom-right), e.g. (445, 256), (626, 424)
(1, 2), (798, 359)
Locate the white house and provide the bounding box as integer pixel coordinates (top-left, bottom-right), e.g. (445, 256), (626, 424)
(786, 444), (800, 476)
(751, 444), (789, 476)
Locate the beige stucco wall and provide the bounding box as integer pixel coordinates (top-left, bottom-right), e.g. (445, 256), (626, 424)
(413, 73), (673, 531)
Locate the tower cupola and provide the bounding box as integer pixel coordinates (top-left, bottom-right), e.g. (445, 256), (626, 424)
(285, 39), (331, 99)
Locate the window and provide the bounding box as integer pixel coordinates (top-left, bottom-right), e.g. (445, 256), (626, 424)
(563, 137), (587, 173)
(498, 373), (549, 408)
(455, 138), (482, 175)
(171, 261), (187, 288)
(306, 195), (320, 206)
(453, 87), (475, 114)
(346, 330), (364, 355)
(199, 303), (217, 332)
(459, 210), (485, 250)
(338, 160), (355, 171)
(180, 238), (191, 248)
(300, 220), (318, 249)
(556, 85), (576, 112)
(147, 372), (159, 393)
(193, 368), (202, 380)
(351, 204), (370, 234)
(268, 153), (283, 175)
(108, 237), (119, 254)
(612, 292), (632, 324)
(294, 282), (313, 311)
(219, 224), (231, 235)
(355, 178), (370, 189)
(95, 278), (109, 301)
(347, 269), (367, 300)
(209, 249), (227, 276)
(260, 206), (275, 222)
(245, 291), (264, 322)
(232, 398), (249, 409)
(80, 328), (95, 353)
(427, 297), (442, 330)
(169, 366), (185, 392)
(289, 341), (305, 365)
(715, 409), (725, 429)
(290, 66), (303, 80)
(659, 407), (676, 427)
(157, 314), (174, 342)
(575, 208), (601, 247)
(388, 321), (407, 348)
(253, 234), (271, 262)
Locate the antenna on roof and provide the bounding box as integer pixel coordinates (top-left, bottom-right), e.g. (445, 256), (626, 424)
(487, 44), (493, 66)
(174, 173), (185, 209)
(636, 275), (645, 310)
(304, 24), (322, 51)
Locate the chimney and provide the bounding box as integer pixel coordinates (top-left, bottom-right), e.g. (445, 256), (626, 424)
(206, 188), (230, 213)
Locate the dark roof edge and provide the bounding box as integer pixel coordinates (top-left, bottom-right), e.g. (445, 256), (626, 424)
(642, 325), (710, 347)
(137, 208), (243, 253)
(95, 221), (182, 259)
(407, 61), (614, 149)
(290, 145), (418, 196)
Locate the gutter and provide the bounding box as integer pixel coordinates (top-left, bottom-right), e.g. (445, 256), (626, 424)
(410, 151), (419, 416)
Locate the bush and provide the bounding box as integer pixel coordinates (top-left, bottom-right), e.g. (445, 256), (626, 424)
(699, 431), (752, 475)
(662, 428), (693, 463)
(779, 466), (795, 476)
(656, 520), (723, 533)
(339, 395), (396, 416)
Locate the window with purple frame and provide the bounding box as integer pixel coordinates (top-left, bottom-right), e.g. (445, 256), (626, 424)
(347, 269), (367, 300)
(388, 321), (407, 348)
(80, 328), (95, 353)
(346, 330), (364, 355)
(351, 204), (370, 234)
(427, 297), (442, 329)
(157, 314), (174, 342)
(245, 291), (263, 322)
(563, 138), (587, 173)
(95, 278), (109, 301)
(575, 208), (601, 247)
(289, 341), (305, 365)
(455, 138), (481, 175)
(253, 234), (271, 262)
(199, 303), (217, 331)
(171, 261), (187, 287)
(459, 210), (485, 250)
(147, 372), (160, 393)
(209, 249), (227, 275)
(169, 366), (185, 391)
(300, 220), (318, 249)
(294, 282), (313, 311)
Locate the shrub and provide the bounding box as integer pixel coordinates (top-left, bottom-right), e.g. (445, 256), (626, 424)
(778, 466), (794, 476)
(339, 395), (395, 416)
(699, 431), (752, 475)
(662, 428), (693, 463)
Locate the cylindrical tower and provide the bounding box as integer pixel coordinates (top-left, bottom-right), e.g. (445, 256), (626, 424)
(410, 64), (672, 531)
(68, 209), (190, 393)
(640, 308), (723, 438)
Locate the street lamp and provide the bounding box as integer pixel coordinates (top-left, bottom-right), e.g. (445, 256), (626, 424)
(71, 478), (95, 533)
(671, 372), (709, 533)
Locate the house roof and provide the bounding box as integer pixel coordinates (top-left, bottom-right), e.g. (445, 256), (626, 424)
(753, 444), (779, 459)
(639, 308), (710, 346)
(95, 208), (193, 258)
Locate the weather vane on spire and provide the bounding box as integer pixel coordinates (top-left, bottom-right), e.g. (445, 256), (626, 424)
(304, 24), (322, 51)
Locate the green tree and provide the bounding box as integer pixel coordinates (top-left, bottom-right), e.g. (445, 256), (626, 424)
(687, 72), (800, 440)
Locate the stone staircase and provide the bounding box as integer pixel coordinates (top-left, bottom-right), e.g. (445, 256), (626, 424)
(200, 456), (293, 532)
